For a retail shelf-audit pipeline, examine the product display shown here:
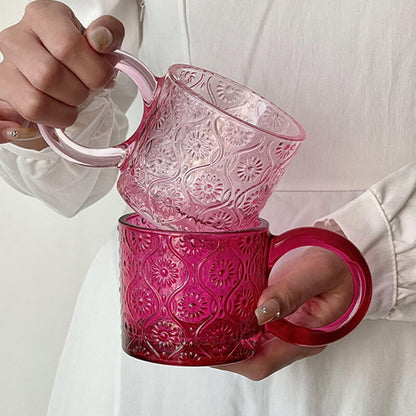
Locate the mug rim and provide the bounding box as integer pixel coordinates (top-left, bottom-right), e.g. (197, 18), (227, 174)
(119, 213), (269, 235)
(167, 64), (306, 143)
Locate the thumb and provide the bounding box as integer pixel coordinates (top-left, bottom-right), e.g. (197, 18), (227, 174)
(254, 248), (352, 326)
(255, 276), (319, 326)
(85, 15), (125, 53)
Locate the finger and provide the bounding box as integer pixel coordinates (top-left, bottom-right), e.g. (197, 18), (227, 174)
(0, 26), (89, 106)
(85, 15), (125, 53)
(23, 2), (115, 90)
(0, 63), (78, 127)
(214, 336), (324, 381)
(256, 248), (353, 325)
(0, 99), (26, 124)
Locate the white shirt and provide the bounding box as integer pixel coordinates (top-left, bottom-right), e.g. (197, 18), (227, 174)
(0, 1), (415, 415)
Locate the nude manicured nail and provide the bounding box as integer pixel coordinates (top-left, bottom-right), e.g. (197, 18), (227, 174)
(255, 298), (281, 325)
(2, 127), (40, 141)
(89, 26), (113, 51)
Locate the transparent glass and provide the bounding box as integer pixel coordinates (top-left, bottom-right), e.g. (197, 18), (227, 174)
(118, 213), (372, 366)
(39, 50), (305, 231)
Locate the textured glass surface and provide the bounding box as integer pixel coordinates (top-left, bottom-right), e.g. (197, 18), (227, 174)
(117, 63), (304, 231)
(39, 51), (305, 231)
(118, 214), (372, 366)
(119, 214), (269, 366)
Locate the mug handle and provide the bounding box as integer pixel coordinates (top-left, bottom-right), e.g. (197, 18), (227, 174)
(265, 227), (372, 346)
(37, 50), (158, 168)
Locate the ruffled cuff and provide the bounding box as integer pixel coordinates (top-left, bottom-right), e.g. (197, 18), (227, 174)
(315, 162), (416, 321)
(315, 190), (396, 320)
(0, 89), (125, 217)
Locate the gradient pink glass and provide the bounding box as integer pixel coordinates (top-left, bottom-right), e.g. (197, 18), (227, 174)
(38, 50), (305, 232)
(118, 213), (372, 366)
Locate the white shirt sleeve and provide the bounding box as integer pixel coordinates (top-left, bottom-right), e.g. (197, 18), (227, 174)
(0, 85), (135, 217)
(316, 162), (416, 322)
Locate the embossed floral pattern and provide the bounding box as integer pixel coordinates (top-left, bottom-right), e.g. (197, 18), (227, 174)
(182, 130), (216, 160)
(145, 143), (177, 176)
(178, 351), (202, 363)
(216, 81), (243, 103)
(241, 188), (265, 217)
(202, 321), (238, 354)
(209, 258), (237, 287)
(233, 288), (256, 319)
(237, 235), (261, 255)
(177, 69), (197, 85)
(190, 173), (224, 204)
(119, 215), (276, 365)
(172, 90), (207, 121)
(204, 210), (235, 230)
(151, 184), (186, 219)
(177, 292), (209, 321)
(153, 107), (171, 131)
(148, 321), (183, 351)
(130, 232), (152, 252)
(127, 286), (154, 319)
(151, 258), (179, 286)
(220, 123), (254, 147)
(259, 106), (286, 132)
(117, 62), (303, 231)
(275, 142), (298, 162)
(237, 156), (264, 182)
(178, 235), (215, 256)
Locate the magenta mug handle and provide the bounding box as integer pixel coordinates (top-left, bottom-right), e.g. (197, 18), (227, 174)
(265, 227), (372, 346)
(37, 50), (158, 167)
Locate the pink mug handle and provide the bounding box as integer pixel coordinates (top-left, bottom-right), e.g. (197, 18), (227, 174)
(265, 227), (372, 346)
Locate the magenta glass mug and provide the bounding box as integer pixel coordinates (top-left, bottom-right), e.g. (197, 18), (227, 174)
(118, 213), (372, 366)
(38, 50), (305, 231)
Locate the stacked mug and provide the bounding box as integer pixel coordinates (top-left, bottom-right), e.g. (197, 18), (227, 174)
(39, 51), (371, 366)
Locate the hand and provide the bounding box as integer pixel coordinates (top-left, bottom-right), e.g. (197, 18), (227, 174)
(0, 0), (125, 148)
(214, 245), (354, 380)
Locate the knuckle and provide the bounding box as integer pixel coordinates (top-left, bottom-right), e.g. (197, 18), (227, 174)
(86, 66), (113, 90)
(52, 32), (83, 63)
(25, 0), (69, 16)
(0, 26), (16, 51)
(280, 284), (304, 316)
(31, 60), (62, 92)
(24, 1), (51, 19)
(19, 91), (47, 121)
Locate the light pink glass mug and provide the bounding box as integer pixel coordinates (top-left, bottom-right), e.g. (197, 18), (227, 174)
(38, 50), (305, 231)
(119, 213), (372, 366)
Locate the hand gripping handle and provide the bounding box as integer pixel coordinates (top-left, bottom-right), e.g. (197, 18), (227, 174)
(265, 227), (372, 347)
(37, 50), (158, 167)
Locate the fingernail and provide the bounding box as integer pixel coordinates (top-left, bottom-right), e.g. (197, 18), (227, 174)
(89, 26), (113, 52)
(255, 298), (281, 325)
(2, 127), (40, 141)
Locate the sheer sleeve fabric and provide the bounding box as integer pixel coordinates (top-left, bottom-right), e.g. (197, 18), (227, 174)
(317, 162), (416, 322)
(0, 83), (136, 217)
